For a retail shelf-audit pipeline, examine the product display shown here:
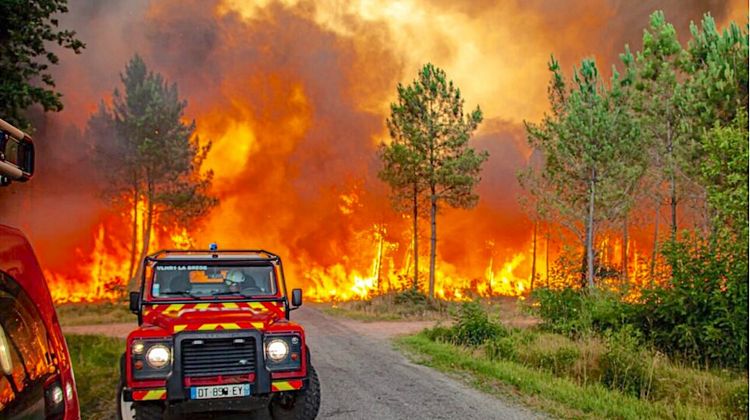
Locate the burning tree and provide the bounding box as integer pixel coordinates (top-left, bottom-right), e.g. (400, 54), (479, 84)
(380, 63), (488, 299)
(91, 55), (217, 284)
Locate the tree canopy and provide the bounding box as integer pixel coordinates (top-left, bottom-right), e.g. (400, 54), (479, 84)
(0, 0), (84, 129)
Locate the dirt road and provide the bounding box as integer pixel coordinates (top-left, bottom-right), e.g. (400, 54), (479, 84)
(66, 307), (540, 419)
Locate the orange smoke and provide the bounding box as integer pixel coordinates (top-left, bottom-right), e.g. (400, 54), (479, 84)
(0, 0), (743, 303)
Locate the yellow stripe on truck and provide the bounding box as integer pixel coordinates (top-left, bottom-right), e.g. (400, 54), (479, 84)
(273, 381), (295, 391)
(143, 389), (166, 400)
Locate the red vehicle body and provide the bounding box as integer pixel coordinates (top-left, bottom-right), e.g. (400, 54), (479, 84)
(119, 248), (320, 419)
(0, 225), (81, 419)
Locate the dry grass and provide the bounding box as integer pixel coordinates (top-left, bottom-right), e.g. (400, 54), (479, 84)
(56, 301), (133, 326)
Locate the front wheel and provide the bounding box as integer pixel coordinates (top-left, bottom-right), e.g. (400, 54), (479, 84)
(117, 353), (164, 420)
(269, 365), (321, 420)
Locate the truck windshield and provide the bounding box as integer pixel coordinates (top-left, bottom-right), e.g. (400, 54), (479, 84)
(151, 264), (277, 298)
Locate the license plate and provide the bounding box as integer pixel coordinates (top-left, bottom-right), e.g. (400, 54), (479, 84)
(190, 384), (250, 400)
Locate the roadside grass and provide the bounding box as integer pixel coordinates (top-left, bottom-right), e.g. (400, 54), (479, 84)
(321, 290), (454, 322)
(56, 302), (133, 326)
(66, 334), (123, 419)
(397, 331), (748, 419)
(321, 292), (537, 326)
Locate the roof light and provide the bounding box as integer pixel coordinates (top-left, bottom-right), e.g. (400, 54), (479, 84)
(209, 243), (218, 251)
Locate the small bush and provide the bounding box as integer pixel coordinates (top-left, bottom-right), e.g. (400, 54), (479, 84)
(486, 335), (519, 362)
(600, 326), (655, 398)
(632, 238), (748, 369)
(531, 288), (590, 336)
(532, 288), (631, 338)
(450, 300), (508, 346)
(393, 288), (430, 306)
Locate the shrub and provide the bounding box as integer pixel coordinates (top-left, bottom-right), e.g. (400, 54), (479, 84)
(485, 335), (519, 362)
(450, 300), (508, 346)
(531, 287), (590, 336)
(394, 288), (430, 306)
(600, 326), (655, 398)
(633, 237), (748, 368)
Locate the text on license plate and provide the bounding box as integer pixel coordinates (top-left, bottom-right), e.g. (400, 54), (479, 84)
(190, 384), (250, 400)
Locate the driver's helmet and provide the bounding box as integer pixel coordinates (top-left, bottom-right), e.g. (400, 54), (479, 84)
(226, 270), (246, 286)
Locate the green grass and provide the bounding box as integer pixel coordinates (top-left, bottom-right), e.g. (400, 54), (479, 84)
(396, 332), (732, 419)
(66, 334), (124, 420)
(322, 306), (406, 321)
(56, 302), (133, 326)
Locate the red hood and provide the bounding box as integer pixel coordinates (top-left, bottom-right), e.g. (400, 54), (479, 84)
(142, 301), (285, 333)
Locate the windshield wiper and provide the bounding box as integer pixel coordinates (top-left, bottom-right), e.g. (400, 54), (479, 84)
(210, 291), (248, 297)
(159, 291), (201, 299)
(210, 291), (268, 299)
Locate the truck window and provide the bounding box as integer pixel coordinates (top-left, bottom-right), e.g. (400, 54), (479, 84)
(152, 265), (277, 298)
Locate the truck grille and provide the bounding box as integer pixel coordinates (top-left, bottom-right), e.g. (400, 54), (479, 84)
(181, 337), (256, 377)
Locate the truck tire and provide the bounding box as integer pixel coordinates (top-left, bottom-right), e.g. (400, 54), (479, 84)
(270, 365), (321, 420)
(132, 402), (163, 420)
(117, 353), (164, 420)
(117, 353), (134, 420)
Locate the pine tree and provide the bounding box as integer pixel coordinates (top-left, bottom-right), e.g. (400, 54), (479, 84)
(381, 64), (488, 298)
(91, 55), (217, 284)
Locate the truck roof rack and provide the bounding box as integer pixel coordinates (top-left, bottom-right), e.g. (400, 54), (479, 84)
(146, 249), (281, 261)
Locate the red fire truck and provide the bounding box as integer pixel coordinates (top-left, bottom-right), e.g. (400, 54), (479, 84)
(118, 247), (320, 419)
(0, 117), (81, 419)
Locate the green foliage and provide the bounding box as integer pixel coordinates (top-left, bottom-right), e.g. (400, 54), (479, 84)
(600, 326), (654, 398)
(381, 63), (488, 298)
(485, 334), (519, 361)
(721, 382), (749, 419)
(407, 330), (742, 419)
(91, 55), (218, 276)
(525, 55), (644, 288)
(393, 288), (430, 306)
(700, 113), (749, 239)
(426, 300), (509, 346)
(685, 14), (749, 128)
(634, 237), (748, 368)
(0, 0), (85, 128)
(531, 288), (630, 337)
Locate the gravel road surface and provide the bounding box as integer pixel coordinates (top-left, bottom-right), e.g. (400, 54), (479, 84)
(65, 307), (541, 420)
(299, 307), (539, 420)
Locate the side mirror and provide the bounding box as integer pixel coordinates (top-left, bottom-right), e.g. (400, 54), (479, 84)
(291, 288), (302, 308)
(0, 117), (34, 185)
(129, 291), (141, 314)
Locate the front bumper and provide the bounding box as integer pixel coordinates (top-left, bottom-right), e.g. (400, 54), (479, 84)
(124, 330), (307, 413)
(124, 378), (308, 414)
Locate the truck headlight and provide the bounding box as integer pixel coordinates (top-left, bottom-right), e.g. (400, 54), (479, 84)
(145, 344), (171, 369)
(266, 339), (289, 362)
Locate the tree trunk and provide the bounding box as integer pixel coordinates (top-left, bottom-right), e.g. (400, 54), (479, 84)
(428, 189), (437, 300)
(545, 228), (550, 288)
(412, 181), (419, 290)
(667, 120), (677, 238)
(621, 213), (628, 283)
(135, 180), (155, 285)
(530, 218), (538, 292)
(585, 176), (596, 289)
(127, 182), (140, 282)
(649, 204), (660, 285)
